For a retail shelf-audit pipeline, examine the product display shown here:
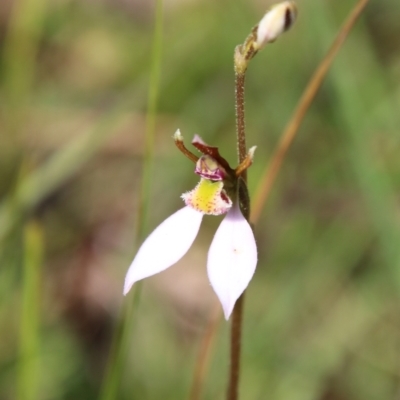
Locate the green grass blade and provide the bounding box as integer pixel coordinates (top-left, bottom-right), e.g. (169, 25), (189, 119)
(99, 1), (164, 399)
(137, 0), (164, 237)
(17, 220), (43, 400)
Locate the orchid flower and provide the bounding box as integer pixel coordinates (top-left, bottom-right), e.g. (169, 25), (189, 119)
(124, 130), (257, 319)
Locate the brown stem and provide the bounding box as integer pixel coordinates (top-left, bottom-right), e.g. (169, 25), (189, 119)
(251, 0), (369, 224)
(225, 61), (250, 400)
(226, 293), (245, 400)
(236, 73), (247, 167)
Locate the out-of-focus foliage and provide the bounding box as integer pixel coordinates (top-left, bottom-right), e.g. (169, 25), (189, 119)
(1, 0), (400, 399)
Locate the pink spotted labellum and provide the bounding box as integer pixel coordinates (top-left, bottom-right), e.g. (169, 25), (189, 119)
(124, 130), (257, 319)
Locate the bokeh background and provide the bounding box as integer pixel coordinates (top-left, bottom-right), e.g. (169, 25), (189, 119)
(1, 0), (400, 399)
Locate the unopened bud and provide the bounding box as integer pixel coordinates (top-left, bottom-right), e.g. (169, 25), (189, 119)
(255, 1), (297, 50)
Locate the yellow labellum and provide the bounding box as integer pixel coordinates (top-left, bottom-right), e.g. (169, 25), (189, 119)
(182, 179), (232, 215)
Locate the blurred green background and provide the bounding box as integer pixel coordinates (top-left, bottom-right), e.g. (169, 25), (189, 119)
(1, 0), (400, 399)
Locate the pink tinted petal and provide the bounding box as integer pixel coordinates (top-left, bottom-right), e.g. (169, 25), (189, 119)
(207, 203), (257, 319)
(124, 206), (203, 295)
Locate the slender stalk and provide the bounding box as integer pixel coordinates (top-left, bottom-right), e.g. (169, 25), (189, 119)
(226, 292), (245, 400)
(235, 73), (248, 166)
(226, 63), (250, 400)
(251, 0), (369, 223)
(137, 0), (164, 237)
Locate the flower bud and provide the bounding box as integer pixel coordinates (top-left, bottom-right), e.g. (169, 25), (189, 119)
(255, 1), (297, 50)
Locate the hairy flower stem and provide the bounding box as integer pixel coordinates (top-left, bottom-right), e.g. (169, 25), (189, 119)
(235, 72), (247, 168)
(227, 65), (249, 400)
(227, 292), (245, 400)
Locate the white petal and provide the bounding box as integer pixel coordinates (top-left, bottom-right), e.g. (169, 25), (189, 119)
(124, 206), (203, 295)
(207, 203), (257, 319)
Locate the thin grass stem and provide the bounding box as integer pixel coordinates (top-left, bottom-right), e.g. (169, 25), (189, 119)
(99, 285), (142, 400)
(251, 0), (369, 224)
(99, 1), (164, 399)
(137, 0), (164, 237)
(17, 221), (43, 400)
(189, 306), (221, 400)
